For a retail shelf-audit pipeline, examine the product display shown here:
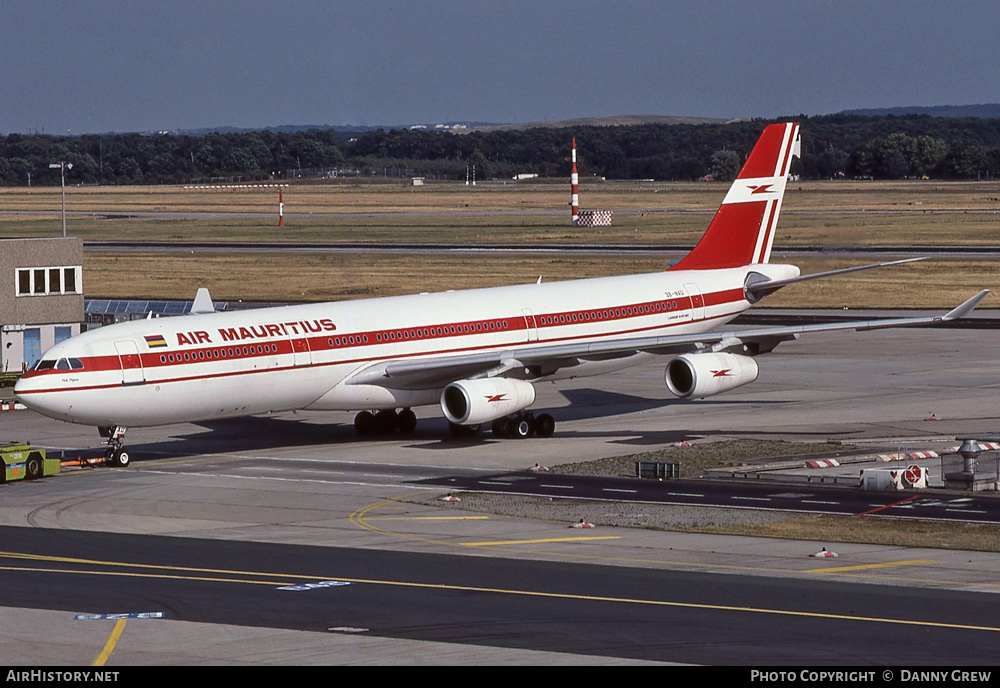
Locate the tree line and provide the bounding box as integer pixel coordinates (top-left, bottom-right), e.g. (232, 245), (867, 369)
(4, 114), (1000, 186)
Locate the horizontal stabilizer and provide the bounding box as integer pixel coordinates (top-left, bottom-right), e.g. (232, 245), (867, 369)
(744, 258), (925, 302)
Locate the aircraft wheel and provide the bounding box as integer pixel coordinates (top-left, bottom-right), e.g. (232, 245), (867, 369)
(110, 449), (131, 468)
(375, 409), (398, 435)
(535, 414), (555, 438)
(500, 418), (515, 437)
(25, 453), (43, 479)
(448, 422), (479, 437)
(355, 411), (376, 436)
(397, 409), (417, 434)
(491, 419), (506, 437)
(511, 416), (534, 440)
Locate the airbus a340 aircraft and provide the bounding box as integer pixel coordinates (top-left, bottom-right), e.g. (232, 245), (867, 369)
(15, 122), (989, 466)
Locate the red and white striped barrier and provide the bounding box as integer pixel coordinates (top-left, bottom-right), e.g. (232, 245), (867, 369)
(945, 442), (1000, 453)
(806, 459), (840, 469)
(878, 451), (938, 462)
(0, 402), (25, 411)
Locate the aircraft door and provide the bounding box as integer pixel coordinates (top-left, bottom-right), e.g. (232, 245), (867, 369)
(521, 309), (538, 342)
(114, 341), (145, 385)
(291, 337), (311, 367)
(683, 283), (705, 322)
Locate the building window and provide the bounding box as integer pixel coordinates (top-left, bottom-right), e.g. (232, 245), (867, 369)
(15, 266), (82, 296)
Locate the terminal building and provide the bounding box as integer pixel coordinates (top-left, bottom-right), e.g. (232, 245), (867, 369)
(1, 238), (85, 374)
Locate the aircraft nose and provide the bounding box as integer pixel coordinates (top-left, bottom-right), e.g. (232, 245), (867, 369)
(14, 375), (39, 407)
(13, 375), (67, 419)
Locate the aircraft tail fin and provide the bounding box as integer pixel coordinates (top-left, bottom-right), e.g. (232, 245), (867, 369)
(671, 122), (800, 271)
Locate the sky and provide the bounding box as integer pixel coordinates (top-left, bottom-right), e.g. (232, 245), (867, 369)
(3, 0), (1000, 135)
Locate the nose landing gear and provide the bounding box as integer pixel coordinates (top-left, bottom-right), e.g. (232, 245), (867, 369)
(98, 426), (131, 467)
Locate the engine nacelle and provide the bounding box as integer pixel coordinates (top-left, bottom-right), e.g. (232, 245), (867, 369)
(441, 378), (536, 425)
(665, 353), (759, 399)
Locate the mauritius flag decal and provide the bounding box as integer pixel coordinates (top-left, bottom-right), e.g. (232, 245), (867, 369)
(144, 334), (168, 348)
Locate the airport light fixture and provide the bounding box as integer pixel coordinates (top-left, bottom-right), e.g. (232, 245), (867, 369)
(48, 162), (73, 238)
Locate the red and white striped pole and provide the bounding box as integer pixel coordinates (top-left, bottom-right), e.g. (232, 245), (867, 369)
(278, 188), (284, 227)
(570, 137), (579, 226)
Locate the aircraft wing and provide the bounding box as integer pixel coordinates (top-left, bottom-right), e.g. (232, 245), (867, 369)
(347, 290), (989, 391)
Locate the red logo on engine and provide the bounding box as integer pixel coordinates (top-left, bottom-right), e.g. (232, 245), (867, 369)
(710, 369), (732, 377)
(485, 394), (507, 403)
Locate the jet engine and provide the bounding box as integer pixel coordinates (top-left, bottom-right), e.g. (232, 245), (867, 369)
(441, 378), (536, 425)
(665, 352), (759, 399)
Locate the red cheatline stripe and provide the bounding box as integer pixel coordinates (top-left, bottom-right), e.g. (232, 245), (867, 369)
(27, 292), (746, 377)
(20, 295), (749, 395)
(21, 307), (748, 395)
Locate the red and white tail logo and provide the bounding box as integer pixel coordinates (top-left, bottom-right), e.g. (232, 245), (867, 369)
(671, 122), (800, 271)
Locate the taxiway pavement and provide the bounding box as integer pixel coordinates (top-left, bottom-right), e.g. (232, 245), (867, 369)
(2, 325), (1000, 664)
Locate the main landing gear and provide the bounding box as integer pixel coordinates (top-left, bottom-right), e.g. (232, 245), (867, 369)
(98, 426), (131, 468)
(449, 412), (556, 439)
(490, 411), (555, 440)
(354, 408), (417, 436)
(353, 409), (557, 439)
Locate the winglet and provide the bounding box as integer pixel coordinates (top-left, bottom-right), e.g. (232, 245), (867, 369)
(191, 287), (216, 314)
(941, 290), (990, 321)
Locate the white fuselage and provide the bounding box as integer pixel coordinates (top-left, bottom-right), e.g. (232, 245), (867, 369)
(14, 263), (798, 428)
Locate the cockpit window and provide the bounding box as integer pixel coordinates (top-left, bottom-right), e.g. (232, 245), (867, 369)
(34, 359), (56, 371)
(69, 358), (84, 370)
(56, 359), (70, 370)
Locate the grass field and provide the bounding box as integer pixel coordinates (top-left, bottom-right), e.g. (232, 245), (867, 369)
(2, 179), (999, 306)
(79, 251), (997, 308)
